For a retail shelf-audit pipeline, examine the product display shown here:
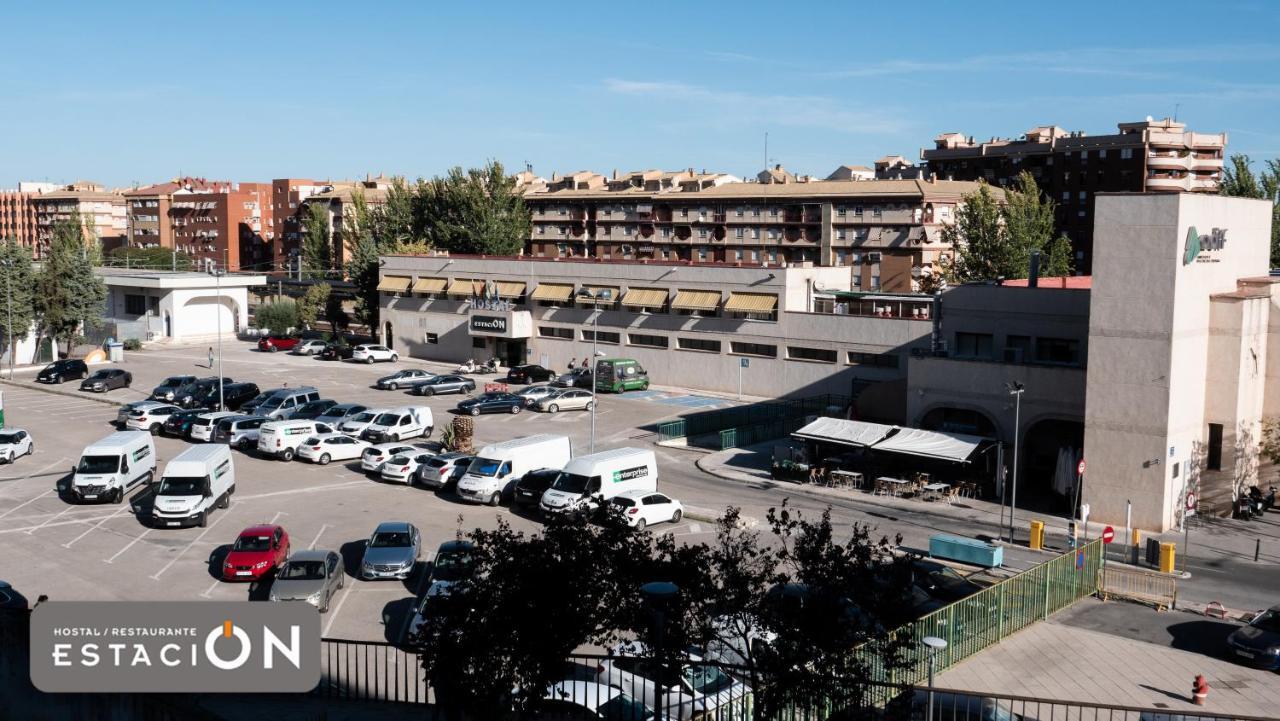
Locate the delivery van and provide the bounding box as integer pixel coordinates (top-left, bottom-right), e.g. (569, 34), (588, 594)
(150, 444), (235, 528)
(456, 434), (572, 506)
(257, 419), (337, 461)
(594, 358), (649, 393)
(360, 406), (434, 443)
(539, 447), (657, 516)
(70, 432), (156, 504)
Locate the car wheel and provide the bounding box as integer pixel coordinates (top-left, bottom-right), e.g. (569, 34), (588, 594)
(634, 518), (647, 531)
(547, 404), (559, 414)
(198, 511), (208, 528)
(671, 509), (682, 524)
(423, 388), (435, 397)
(510, 404), (521, 414)
(387, 382), (398, 391)
(238, 438), (252, 451)
(640, 381), (649, 390)
(321, 592), (330, 613)
(391, 354), (398, 362)
(150, 424), (161, 436)
(389, 433), (400, 442)
(488, 492), (500, 507)
(113, 487), (125, 504)
(585, 401), (594, 411)
(5, 452), (12, 464)
(319, 453), (331, 466)
(218, 493), (230, 510)
(26, 443), (33, 457)
(470, 407), (480, 417)
(281, 448), (295, 462)
(269, 346), (278, 353)
(366, 357), (375, 364)
(79, 371), (88, 380)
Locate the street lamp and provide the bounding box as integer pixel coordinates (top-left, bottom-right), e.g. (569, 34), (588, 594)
(640, 581), (679, 719)
(1, 258), (13, 380)
(576, 287), (613, 454)
(209, 263), (226, 410)
(922, 636), (948, 721)
(1006, 381), (1025, 544)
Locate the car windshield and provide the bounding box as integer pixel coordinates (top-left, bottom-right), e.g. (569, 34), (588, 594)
(434, 551), (474, 581)
(234, 535), (272, 552)
(157, 477), (204, 496)
(77, 455), (120, 474)
(1252, 610), (1280, 633)
(0, 432), (21, 444)
(684, 663), (733, 695)
(161, 377), (186, 387)
(217, 420), (236, 432)
(386, 455), (412, 465)
(596, 695), (653, 720)
(260, 397), (283, 411)
(373, 413), (400, 426)
(468, 457), (502, 477)
(278, 561), (325, 580)
(303, 437), (320, 445)
(88, 371), (110, 380)
(371, 532), (411, 548)
(551, 473), (592, 494)
(610, 496), (636, 509)
(350, 412), (377, 423)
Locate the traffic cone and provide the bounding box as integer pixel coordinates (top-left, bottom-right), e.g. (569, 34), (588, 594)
(1192, 674), (1209, 706)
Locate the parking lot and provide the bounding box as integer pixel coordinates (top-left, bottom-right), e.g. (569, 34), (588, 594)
(0, 342), (723, 644)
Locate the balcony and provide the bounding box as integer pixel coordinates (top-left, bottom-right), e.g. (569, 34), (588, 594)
(1190, 155), (1224, 171)
(1145, 176), (1191, 191)
(1146, 152), (1190, 170)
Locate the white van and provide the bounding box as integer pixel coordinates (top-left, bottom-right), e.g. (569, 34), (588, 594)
(70, 432), (156, 504)
(257, 420), (337, 461)
(456, 434), (572, 506)
(539, 448), (657, 516)
(359, 406), (434, 444)
(150, 444), (235, 528)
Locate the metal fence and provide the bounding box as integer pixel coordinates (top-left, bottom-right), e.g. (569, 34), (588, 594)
(312, 637), (429, 704)
(1098, 564), (1178, 611)
(658, 394), (852, 445)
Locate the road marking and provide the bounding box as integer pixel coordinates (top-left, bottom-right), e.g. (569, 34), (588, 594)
(307, 524), (328, 550)
(322, 586), (353, 637)
(234, 480), (368, 503)
(0, 489), (55, 521)
(104, 528), (152, 563)
(0, 458), (69, 495)
(26, 503), (77, 534)
(61, 503), (134, 548)
(199, 579), (222, 599)
(149, 512), (231, 580)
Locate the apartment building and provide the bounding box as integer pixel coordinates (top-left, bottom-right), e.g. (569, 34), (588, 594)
(920, 117), (1228, 270)
(298, 175), (393, 270)
(522, 168), (989, 293)
(123, 177), (235, 251)
(30, 181), (127, 254)
(270, 178), (331, 273)
(168, 183), (271, 271)
(0, 190), (39, 250)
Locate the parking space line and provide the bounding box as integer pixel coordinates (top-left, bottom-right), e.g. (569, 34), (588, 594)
(61, 504), (135, 548)
(26, 503), (77, 534)
(0, 489), (55, 521)
(322, 587), (353, 637)
(149, 512), (231, 580)
(0, 456), (68, 490)
(198, 579), (223, 599)
(307, 524), (328, 550)
(104, 528), (152, 564)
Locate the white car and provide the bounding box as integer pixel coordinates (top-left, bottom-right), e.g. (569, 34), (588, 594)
(116, 400), (169, 427)
(542, 680), (662, 720)
(0, 429), (34, 463)
(599, 641), (749, 721)
(188, 411), (238, 442)
(296, 433), (370, 465)
(379, 452), (434, 484)
(351, 344), (398, 364)
(360, 442), (428, 474)
(125, 404), (183, 435)
(609, 491), (684, 531)
(338, 408), (390, 437)
(290, 339), (328, 356)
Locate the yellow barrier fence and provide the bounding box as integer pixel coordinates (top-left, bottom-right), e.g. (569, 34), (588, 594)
(1098, 564), (1178, 611)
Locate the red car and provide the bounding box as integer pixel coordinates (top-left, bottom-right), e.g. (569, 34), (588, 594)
(258, 336), (300, 353)
(221, 524), (290, 581)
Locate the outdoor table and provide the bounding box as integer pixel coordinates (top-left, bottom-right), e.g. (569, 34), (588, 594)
(875, 477), (910, 497)
(922, 482), (951, 502)
(829, 470), (862, 489)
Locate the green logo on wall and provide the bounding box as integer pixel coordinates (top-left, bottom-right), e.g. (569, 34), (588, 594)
(1183, 226), (1227, 265)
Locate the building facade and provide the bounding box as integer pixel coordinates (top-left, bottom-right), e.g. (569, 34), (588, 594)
(920, 117), (1228, 271)
(30, 181), (127, 254)
(298, 176), (392, 269)
(270, 178), (330, 273)
(123, 177), (235, 251)
(522, 171), (990, 293)
(167, 183), (271, 272)
(96, 267), (267, 343)
(0, 190), (39, 250)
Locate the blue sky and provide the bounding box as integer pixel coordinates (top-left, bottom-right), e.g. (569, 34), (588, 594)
(4, 0), (1278, 189)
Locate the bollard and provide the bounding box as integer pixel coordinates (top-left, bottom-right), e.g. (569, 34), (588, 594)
(1131, 529), (1142, 565)
(1029, 520), (1045, 551)
(1256, 538), (1261, 563)
(1192, 674), (1209, 706)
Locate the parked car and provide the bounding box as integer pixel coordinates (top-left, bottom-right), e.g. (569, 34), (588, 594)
(315, 403), (369, 427)
(516, 384), (557, 407)
(609, 491), (684, 531)
(512, 468), (560, 508)
(533, 388), (595, 414)
(221, 524), (290, 581)
(540, 681), (661, 721)
(240, 387), (321, 419)
(1227, 605), (1280, 669)
(284, 399), (339, 421)
(599, 640), (749, 721)
(195, 381), (260, 412)
(409, 375), (475, 397)
(416, 452), (472, 489)
(0, 429), (34, 463)
(360, 521), (421, 580)
(290, 339), (328, 356)
(909, 559), (986, 604)
(257, 336), (300, 353)
(456, 392), (525, 416)
(0, 581), (29, 611)
(506, 364), (555, 384)
(297, 433), (370, 465)
(405, 540), (477, 641)
(320, 342), (355, 361)
(213, 415), (269, 451)
(115, 400), (171, 428)
(351, 344), (398, 364)
(379, 452), (434, 484)
(377, 369), (433, 390)
(337, 408), (390, 437)
(80, 368), (132, 393)
(150, 375), (198, 402)
(595, 358), (650, 393)
(174, 377), (234, 409)
(551, 367), (593, 389)
(360, 406), (433, 443)
(36, 358), (89, 384)
(125, 404), (183, 435)
(268, 550), (344, 612)
(161, 409), (208, 439)
(188, 411), (238, 442)
(361, 442), (428, 475)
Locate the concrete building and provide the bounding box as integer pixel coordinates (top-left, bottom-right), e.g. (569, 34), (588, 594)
(123, 177), (235, 251)
(0, 189), (40, 251)
(96, 267), (267, 343)
(522, 172), (991, 293)
(921, 117), (1228, 271)
(377, 255), (931, 406)
(270, 178), (331, 273)
(298, 176), (393, 269)
(30, 181), (127, 255)
(168, 183), (271, 272)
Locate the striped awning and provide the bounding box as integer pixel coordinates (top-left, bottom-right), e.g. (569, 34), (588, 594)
(446, 278), (480, 296)
(377, 275), (411, 292)
(411, 277), (447, 293)
(723, 292), (778, 313)
(494, 281), (527, 297)
(620, 287), (669, 308)
(579, 286), (620, 302)
(671, 289), (722, 311)
(530, 283), (575, 302)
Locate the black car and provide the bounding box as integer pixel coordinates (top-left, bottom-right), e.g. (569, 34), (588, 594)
(908, 559), (986, 604)
(512, 468), (560, 508)
(36, 359), (88, 384)
(1227, 605), (1280, 669)
(410, 375), (475, 396)
(506, 364), (555, 384)
(287, 399), (338, 421)
(194, 382), (260, 411)
(551, 367), (593, 389)
(173, 377), (234, 408)
(161, 408), (211, 439)
(150, 375), (198, 402)
(376, 369), (434, 390)
(320, 343), (355, 361)
(80, 368), (132, 393)
(456, 392), (525, 416)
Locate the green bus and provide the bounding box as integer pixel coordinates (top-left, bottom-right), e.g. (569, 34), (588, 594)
(594, 358), (650, 393)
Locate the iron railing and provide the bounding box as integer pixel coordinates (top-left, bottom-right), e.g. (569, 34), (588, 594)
(312, 637), (429, 704)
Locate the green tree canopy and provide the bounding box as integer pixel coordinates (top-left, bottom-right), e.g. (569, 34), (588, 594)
(944, 173), (1074, 282)
(297, 282), (331, 329)
(104, 245), (194, 271)
(35, 214), (108, 355)
(0, 238), (36, 364)
(252, 298), (299, 336)
(416, 160), (530, 255)
(301, 202), (333, 280)
(1220, 154), (1280, 267)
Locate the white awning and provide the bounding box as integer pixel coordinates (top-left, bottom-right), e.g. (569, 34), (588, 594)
(792, 417), (987, 463)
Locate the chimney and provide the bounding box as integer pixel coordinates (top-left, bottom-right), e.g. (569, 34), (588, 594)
(774, 164), (782, 171)
(1028, 250), (1041, 288)
(612, 169), (618, 180)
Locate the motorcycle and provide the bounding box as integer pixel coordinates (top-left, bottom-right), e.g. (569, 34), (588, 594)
(453, 357), (501, 375)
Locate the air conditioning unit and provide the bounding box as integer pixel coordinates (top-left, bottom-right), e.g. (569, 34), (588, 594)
(867, 252), (882, 263)
(1003, 347), (1024, 364)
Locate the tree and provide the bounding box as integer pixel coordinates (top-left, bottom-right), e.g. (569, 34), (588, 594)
(0, 238), (36, 366)
(252, 299), (298, 336)
(372, 177), (417, 247)
(297, 282), (331, 329)
(324, 293), (348, 330)
(34, 214), (108, 357)
(417, 160), (531, 255)
(945, 173), (1074, 283)
(104, 246), (193, 271)
(343, 189), (382, 330)
(301, 202), (333, 280)
(1220, 154), (1280, 267)
(941, 182), (1006, 282)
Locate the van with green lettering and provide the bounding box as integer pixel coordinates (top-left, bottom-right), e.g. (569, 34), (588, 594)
(595, 358), (649, 393)
(539, 447), (657, 516)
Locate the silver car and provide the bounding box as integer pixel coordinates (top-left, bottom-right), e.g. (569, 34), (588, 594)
(360, 522), (421, 580)
(213, 416), (268, 451)
(268, 550), (344, 612)
(533, 388), (595, 413)
(516, 384), (557, 407)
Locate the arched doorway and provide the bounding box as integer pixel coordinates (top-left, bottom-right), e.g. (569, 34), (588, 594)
(919, 406), (998, 438)
(1020, 419), (1085, 515)
(383, 321), (393, 350)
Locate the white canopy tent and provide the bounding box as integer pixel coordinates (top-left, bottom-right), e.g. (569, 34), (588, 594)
(792, 417), (988, 464)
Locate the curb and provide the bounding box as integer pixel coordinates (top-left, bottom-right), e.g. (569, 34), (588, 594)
(682, 505), (759, 529)
(0, 378), (125, 408)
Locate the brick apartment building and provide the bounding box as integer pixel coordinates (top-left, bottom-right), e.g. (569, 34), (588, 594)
(0, 186), (43, 251)
(920, 117), (1227, 270)
(123, 177), (234, 251)
(168, 183), (272, 272)
(30, 181), (127, 256)
(521, 168), (991, 293)
(270, 178), (332, 273)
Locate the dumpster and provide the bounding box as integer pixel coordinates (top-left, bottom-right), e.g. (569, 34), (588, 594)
(106, 342), (124, 362)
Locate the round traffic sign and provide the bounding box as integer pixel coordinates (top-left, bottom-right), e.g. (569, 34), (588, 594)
(1101, 526), (1115, 544)
(1186, 492), (1197, 511)
(1076, 459), (1086, 476)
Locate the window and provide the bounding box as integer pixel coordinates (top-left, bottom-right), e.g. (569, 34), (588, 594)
(1034, 337), (1081, 365)
(735, 228), (744, 239)
(835, 249), (846, 265)
(581, 329), (620, 344)
(1078, 191), (1087, 201)
(731, 341), (777, 358)
(750, 250), (759, 262)
(734, 206), (744, 217)
(847, 351), (900, 368)
(677, 337), (721, 353)
(872, 207), (882, 219)
(698, 228), (709, 239)
(697, 247), (708, 261)
(556, 243), (568, 257)
(624, 226), (634, 236)
(661, 228), (673, 238)
(425, 333), (439, 344)
(1120, 148), (1134, 160)
(750, 228), (760, 239)
(769, 207), (778, 217)
(628, 333), (668, 349)
(124, 294), (147, 315)
(472, 337), (486, 349)
(836, 206), (846, 217)
(536, 226), (545, 235)
(751, 207), (761, 217)
(869, 274), (880, 290)
(955, 332), (995, 359)
(1098, 149), (1107, 159)
(1062, 191), (1071, 202)
(538, 326), (574, 340)
(680, 208), (688, 218)
(853, 206), (864, 217)
(557, 226), (567, 236)
(836, 229), (846, 240)
(1207, 423), (1223, 471)
(734, 249), (744, 261)
(1004, 335), (1032, 362)
(788, 346), (837, 363)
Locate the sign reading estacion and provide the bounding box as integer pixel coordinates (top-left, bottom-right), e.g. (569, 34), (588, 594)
(469, 315), (508, 335)
(1183, 226), (1227, 265)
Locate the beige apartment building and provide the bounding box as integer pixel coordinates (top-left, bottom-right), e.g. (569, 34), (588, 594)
(298, 175), (393, 268)
(30, 181), (126, 254)
(521, 169), (990, 293)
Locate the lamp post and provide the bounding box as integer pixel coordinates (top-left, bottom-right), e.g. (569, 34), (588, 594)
(640, 581), (679, 719)
(1006, 381), (1025, 544)
(576, 288), (612, 454)
(923, 635), (948, 721)
(209, 263), (226, 410)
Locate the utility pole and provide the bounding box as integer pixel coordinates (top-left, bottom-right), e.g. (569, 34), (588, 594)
(3, 258), (13, 380)
(1007, 381), (1025, 544)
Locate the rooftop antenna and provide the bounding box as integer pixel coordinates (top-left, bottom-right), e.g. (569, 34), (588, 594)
(1173, 103), (1180, 122)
